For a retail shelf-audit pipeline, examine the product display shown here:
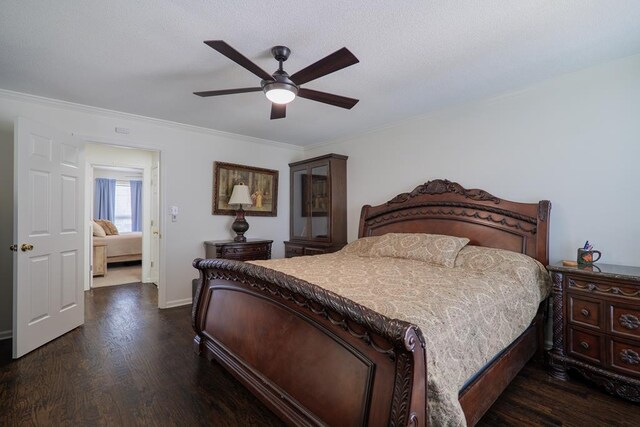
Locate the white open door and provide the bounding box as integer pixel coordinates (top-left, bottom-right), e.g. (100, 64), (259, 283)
(12, 117), (85, 358)
(150, 161), (160, 284)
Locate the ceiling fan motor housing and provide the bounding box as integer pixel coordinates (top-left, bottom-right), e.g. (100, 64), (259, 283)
(271, 46), (291, 62)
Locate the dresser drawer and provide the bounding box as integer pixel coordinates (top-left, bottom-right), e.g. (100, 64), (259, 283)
(285, 244), (304, 258)
(568, 294), (603, 330)
(568, 327), (604, 365)
(608, 337), (640, 377)
(304, 247), (326, 256)
(609, 303), (640, 340)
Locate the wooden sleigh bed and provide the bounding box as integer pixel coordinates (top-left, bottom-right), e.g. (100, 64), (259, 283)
(192, 179), (551, 426)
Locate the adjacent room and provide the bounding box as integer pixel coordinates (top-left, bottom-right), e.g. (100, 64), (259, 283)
(1, 2), (639, 426)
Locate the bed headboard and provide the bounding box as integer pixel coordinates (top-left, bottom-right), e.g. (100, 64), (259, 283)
(358, 179), (551, 265)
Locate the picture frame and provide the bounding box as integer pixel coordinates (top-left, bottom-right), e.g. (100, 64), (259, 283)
(213, 162), (278, 216)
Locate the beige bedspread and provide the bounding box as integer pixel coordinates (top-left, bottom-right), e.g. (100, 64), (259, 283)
(93, 232), (142, 258)
(250, 244), (550, 426)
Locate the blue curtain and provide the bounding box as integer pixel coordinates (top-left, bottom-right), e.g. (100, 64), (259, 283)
(94, 178), (116, 221)
(130, 180), (143, 232)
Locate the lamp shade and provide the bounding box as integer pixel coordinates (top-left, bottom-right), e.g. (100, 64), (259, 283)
(228, 184), (252, 207)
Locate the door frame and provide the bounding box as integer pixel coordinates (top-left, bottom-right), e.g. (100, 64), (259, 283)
(77, 134), (167, 309)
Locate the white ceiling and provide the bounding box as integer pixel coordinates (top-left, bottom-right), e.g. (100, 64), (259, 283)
(1, 1), (639, 146)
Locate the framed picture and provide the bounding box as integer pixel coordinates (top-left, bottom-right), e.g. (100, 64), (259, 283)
(213, 162), (278, 216)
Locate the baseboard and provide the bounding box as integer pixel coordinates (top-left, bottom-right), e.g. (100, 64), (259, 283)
(165, 298), (192, 308)
(0, 330), (12, 341)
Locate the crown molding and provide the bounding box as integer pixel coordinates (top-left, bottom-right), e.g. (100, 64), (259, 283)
(0, 88), (303, 152)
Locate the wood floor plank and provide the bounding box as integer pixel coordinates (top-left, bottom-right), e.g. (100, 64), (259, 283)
(1, 282), (638, 426)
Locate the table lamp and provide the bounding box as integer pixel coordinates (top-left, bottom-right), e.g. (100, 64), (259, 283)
(228, 183), (253, 242)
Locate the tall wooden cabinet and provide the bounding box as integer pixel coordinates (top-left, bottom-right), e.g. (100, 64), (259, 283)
(284, 154), (347, 258)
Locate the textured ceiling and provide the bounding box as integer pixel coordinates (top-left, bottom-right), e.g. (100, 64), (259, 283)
(1, 1), (640, 146)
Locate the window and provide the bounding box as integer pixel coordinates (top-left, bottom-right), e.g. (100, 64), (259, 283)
(114, 181), (132, 232)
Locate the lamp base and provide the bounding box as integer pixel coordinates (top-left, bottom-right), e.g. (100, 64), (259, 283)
(232, 207), (249, 242)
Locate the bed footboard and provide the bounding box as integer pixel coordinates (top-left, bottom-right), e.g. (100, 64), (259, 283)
(192, 258), (427, 427)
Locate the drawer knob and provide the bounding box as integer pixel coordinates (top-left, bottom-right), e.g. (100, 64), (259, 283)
(620, 349), (640, 365)
(580, 341), (590, 350)
(580, 308), (590, 317)
(619, 314), (640, 330)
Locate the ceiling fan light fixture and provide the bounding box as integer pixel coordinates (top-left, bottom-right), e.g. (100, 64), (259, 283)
(264, 82), (298, 104)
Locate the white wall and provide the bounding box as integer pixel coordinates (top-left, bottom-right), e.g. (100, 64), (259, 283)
(305, 54), (640, 267)
(86, 145), (152, 284)
(0, 90), (300, 328)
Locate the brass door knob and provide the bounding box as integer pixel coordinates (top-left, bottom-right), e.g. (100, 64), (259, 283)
(21, 243), (34, 252)
(9, 244), (17, 252)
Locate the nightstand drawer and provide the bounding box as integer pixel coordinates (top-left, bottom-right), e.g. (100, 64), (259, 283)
(568, 327), (604, 365)
(567, 276), (640, 301)
(609, 303), (640, 339)
(609, 338), (640, 377)
(204, 239), (272, 262)
(220, 245), (268, 257)
(569, 294), (603, 330)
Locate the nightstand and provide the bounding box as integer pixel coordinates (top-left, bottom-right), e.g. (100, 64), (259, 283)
(204, 239), (273, 262)
(547, 262), (640, 402)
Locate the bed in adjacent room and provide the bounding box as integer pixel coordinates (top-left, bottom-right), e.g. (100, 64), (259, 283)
(93, 232), (143, 264)
(191, 179), (552, 426)
(92, 219), (142, 266)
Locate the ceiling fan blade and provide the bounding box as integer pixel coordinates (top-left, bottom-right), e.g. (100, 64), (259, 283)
(193, 87), (263, 97)
(270, 103), (286, 120)
(290, 47), (359, 85)
(204, 40), (273, 81)
(297, 88), (359, 109)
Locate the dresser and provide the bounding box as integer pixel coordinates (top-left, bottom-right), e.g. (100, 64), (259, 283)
(204, 239), (273, 261)
(284, 153), (347, 258)
(547, 262), (640, 402)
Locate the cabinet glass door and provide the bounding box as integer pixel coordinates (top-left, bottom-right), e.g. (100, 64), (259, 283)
(309, 165), (329, 239)
(292, 168), (307, 239)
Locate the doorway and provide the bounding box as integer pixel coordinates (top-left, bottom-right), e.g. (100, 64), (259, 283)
(84, 143), (162, 297)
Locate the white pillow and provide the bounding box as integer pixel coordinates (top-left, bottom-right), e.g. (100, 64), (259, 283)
(92, 220), (107, 237)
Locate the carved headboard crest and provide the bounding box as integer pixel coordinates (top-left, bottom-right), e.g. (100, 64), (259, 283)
(386, 179), (501, 205)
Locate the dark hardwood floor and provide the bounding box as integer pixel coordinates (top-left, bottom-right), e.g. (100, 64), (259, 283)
(1, 283), (638, 426)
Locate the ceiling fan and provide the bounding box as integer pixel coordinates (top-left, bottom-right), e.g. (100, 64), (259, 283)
(194, 40), (359, 120)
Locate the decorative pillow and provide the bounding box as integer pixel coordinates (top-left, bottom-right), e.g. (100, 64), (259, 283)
(368, 233), (470, 267)
(455, 245), (542, 273)
(95, 219), (119, 235)
(92, 220), (107, 237)
(340, 235), (385, 256)
(454, 245), (550, 290)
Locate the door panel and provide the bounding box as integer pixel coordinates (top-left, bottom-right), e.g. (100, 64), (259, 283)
(61, 175), (78, 233)
(28, 256), (50, 324)
(60, 250), (78, 310)
(29, 170), (51, 235)
(13, 117), (85, 358)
